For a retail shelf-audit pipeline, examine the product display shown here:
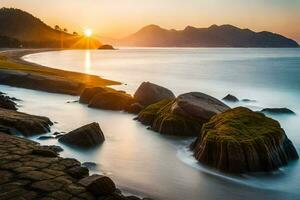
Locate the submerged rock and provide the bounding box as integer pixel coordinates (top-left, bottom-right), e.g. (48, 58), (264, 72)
(191, 107), (299, 173)
(0, 108), (52, 136)
(0, 94), (17, 110)
(59, 122), (105, 148)
(261, 108), (295, 115)
(89, 91), (134, 111)
(134, 82), (175, 107)
(222, 94), (239, 102)
(82, 162), (98, 170)
(38, 135), (55, 140)
(138, 92), (229, 136)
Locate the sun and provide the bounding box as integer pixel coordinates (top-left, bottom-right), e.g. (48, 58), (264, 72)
(84, 29), (93, 37)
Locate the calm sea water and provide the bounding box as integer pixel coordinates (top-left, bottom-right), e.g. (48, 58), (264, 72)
(3, 48), (300, 200)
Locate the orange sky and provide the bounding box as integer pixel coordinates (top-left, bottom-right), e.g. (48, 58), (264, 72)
(1, 0), (300, 42)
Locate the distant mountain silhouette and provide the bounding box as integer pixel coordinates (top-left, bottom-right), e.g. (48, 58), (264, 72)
(0, 8), (101, 48)
(118, 24), (299, 47)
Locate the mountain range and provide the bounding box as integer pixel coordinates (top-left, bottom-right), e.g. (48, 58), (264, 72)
(0, 8), (101, 48)
(0, 7), (298, 48)
(116, 24), (299, 47)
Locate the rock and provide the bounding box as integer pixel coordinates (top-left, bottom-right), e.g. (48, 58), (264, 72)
(67, 100), (79, 103)
(126, 103), (144, 114)
(0, 108), (53, 136)
(43, 145), (64, 153)
(31, 148), (58, 157)
(98, 44), (115, 50)
(66, 166), (89, 179)
(38, 136), (55, 140)
(261, 108), (295, 115)
(0, 125), (13, 134)
(82, 162), (98, 170)
(89, 92), (134, 111)
(138, 92), (229, 136)
(222, 94), (239, 102)
(78, 174), (116, 196)
(59, 122), (105, 148)
(0, 94), (17, 110)
(134, 82), (175, 106)
(242, 99), (256, 102)
(79, 87), (109, 104)
(191, 107), (299, 173)
(53, 132), (61, 135)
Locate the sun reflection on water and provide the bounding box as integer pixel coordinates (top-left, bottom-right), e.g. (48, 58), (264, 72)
(84, 50), (91, 74)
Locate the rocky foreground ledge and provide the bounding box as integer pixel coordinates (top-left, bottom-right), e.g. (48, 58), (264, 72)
(0, 133), (150, 200)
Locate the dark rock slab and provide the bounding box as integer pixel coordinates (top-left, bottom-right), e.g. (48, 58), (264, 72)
(0, 94), (17, 110)
(191, 107), (299, 173)
(0, 108), (53, 136)
(66, 166), (89, 179)
(79, 87), (109, 104)
(222, 94), (239, 102)
(261, 108), (295, 115)
(134, 82), (175, 106)
(79, 174), (116, 196)
(31, 148), (58, 157)
(59, 122), (105, 148)
(89, 92), (134, 111)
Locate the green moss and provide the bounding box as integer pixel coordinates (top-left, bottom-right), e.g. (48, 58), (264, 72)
(201, 107), (284, 143)
(138, 99), (202, 136)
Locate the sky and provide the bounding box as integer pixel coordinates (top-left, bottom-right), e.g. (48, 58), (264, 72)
(1, 0), (300, 42)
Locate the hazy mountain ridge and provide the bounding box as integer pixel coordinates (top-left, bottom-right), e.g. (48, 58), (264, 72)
(118, 24), (299, 47)
(0, 7), (101, 48)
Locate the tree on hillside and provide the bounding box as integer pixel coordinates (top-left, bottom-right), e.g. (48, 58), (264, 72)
(73, 32), (78, 36)
(63, 28), (68, 33)
(54, 25), (61, 31)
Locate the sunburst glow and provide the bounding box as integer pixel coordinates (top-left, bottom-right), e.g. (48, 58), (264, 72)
(84, 29), (93, 37)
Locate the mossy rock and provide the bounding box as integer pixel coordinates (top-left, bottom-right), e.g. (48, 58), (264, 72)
(138, 99), (202, 136)
(191, 107), (299, 173)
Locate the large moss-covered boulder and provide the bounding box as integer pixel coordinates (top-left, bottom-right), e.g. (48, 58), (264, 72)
(191, 107), (299, 173)
(138, 92), (229, 136)
(134, 82), (175, 106)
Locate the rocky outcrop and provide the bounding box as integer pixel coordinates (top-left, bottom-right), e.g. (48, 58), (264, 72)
(98, 44), (115, 50)
(222, 94), (239, 102)
(127, 102), (144, 114)
(134, 82), (175, 107)
(0, 69), (85, 95)
(261, 108), (295, 115)
(0, 108), (52, 136)
(191, 107), (299, 173)
(0, 132), (148, 200)
(59, 122), (105, 148)
(138, 92), (229, 136)
(0, 93), (17, 110)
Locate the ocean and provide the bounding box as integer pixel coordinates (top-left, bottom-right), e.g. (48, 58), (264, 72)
(2, 48), (299, 200)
